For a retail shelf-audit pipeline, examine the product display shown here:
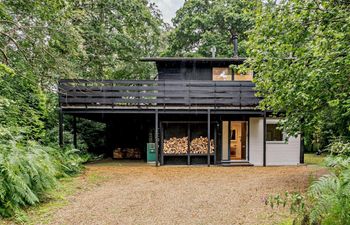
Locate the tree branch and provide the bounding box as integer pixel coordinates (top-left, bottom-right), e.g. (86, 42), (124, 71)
(0, 48), (9, 65)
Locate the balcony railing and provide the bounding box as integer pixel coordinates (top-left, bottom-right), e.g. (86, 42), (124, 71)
(59, 79), (259, 109)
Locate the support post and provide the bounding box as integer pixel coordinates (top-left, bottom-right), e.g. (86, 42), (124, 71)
(59, 109), (64, 147)
(155, 109), (159, 167)
(207, 109), (211, 167)
(300, 132), (304, 164)
(73, 116), (77, 149)
(213, 122), (217, 165)
(187, 123), (190, 165)
(263, 111), (267, 167)
(160, 122), (164, 165)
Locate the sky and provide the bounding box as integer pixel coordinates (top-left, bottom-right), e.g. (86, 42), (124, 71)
(149, 0), (185, 25)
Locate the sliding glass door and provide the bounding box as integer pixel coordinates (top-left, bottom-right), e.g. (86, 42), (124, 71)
(222, 121), (248, 161)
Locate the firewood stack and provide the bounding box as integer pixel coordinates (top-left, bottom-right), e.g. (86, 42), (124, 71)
(190, 136), (214, 154)
(113, 147), (141, 159)
(163, 136), (215, 154)
(163, 137), (188, 154)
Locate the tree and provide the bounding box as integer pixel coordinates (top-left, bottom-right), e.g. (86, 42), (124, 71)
(71, 0), (165, 79)
(0, 0), (165, 141)
(0, 0), (83, 139)
(163, 0), (254, 57)
(246, 0), (350, 148)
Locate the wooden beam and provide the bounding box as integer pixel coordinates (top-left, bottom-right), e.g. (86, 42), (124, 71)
(214, 122), (217, 165)
(207, 109), (211, 167)
(59, 79), (259, 109)
(300, 132), (304, 164)
(59, 109), (64, 147)
(187, 123), (190, 165)
(155, 109), (159, 167)
(60, 109), (265, 115)
(263, 111), (267, 167)
(160, 122), (164, 165)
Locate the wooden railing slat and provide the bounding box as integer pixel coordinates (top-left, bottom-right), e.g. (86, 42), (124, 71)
(59, 80), (259, 108)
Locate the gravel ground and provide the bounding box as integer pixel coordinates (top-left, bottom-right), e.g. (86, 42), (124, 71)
(49, 162), (325, 225)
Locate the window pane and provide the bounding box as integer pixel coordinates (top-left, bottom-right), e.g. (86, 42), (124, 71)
(212, 67), (232, 81)
(234, 70), (253, 81)
(266, 124), (283, 141)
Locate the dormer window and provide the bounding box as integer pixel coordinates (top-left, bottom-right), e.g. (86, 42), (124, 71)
(212, 67), (232, 81)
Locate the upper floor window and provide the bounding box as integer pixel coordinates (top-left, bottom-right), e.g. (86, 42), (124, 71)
(266, 124), (284, 142)
(212, 67), (253, 81)
(234, 70), (253, 81)
(212, 67), (232, 81)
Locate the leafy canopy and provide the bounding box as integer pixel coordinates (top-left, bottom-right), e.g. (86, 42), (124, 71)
(164, 0), (254, 57)
(246, 0), (350, 143)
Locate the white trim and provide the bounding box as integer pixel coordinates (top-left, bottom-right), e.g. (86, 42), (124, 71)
(266, 140), (288, 144)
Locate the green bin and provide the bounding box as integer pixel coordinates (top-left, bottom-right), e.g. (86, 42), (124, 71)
(147, 143), (156, 163)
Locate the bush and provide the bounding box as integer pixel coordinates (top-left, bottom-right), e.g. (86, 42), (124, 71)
(325, 139), (350, 174)
(0, 127), (87, 218)
(266, 139), (350, 225)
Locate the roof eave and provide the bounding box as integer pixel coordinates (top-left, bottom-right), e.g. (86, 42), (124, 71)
(140, 57), (247, 63)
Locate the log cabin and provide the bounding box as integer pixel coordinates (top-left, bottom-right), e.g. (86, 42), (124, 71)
(58, 39), (303, 166)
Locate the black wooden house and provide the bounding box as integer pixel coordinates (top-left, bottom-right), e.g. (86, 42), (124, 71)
(59, 56), (302, 166)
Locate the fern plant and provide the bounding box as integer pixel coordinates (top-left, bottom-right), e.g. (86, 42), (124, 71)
(266, 139), (350, 225)
(0, 126), (86, 218)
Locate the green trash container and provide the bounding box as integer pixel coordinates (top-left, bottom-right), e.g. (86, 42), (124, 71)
(147, 143), (156, 163)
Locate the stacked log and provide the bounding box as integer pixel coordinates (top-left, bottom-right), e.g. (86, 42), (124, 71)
(113, 148), (141, 159)
(113, 148), (123, 159)
(163, 137), (188, 154)
(163, 136), (214, 154)
(190, 136), (214, 154)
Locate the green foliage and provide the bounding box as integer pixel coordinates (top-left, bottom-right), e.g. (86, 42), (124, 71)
(245, 0), (350, 148)
(304, 153), (326, 166)
(164, 0), (254, 57)
(267, 140), (350, 225)
(307, 170), (350, 224)
(327, 138), (350, 157)
(0, 128), (86, 218)
(72, 0), (165, 79)
(63, 117), (106, 154)
(0, 0), (164, 219)
(325, 139), (350, 174)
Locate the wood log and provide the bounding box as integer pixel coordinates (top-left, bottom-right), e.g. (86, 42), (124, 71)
(163, 136), (215, 155)
(190, 136), (214, 154)
(163, 137), (188, 154)
(113, 147), (141, 159)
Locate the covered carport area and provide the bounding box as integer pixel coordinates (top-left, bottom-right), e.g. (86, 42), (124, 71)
(59, 109), (156, 161)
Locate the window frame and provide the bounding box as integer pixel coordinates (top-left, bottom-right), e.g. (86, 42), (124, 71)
(212, 67), (232, 81)
(233, 70), (254, 82)
(266, 121), (287, 144)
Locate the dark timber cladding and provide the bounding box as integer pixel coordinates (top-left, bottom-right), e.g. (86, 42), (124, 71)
(58, 56), (265, 166)
(141, 57), (246, 80)
(59, 80), (259, 109)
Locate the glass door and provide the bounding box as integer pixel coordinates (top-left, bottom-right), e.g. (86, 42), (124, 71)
(229, 121), (247, 160)
(221, 121), (248, 161)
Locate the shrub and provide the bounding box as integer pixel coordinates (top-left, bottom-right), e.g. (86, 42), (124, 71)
(0, 127), (87, 217)
(325, 139), (350, 174)
(266, 139), (350, 225)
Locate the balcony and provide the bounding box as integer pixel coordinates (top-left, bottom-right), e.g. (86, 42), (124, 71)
(59, 79), (259, 110)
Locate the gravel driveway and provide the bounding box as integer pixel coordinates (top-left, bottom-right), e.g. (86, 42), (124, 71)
(48, 162), (324, 225)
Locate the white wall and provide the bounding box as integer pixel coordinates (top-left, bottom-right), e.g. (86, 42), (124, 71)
(222, 121), (229, 160)
(249, 118), (301, 166)
(249, 118), (264, 166)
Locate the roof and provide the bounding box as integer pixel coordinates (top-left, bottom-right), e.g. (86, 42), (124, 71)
(140, 57), (247, 63)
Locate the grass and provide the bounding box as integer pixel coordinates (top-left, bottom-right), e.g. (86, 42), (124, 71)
(0, 167), (110, 225)
(304, 153), (326, 166)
